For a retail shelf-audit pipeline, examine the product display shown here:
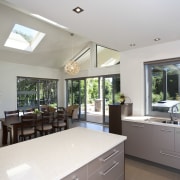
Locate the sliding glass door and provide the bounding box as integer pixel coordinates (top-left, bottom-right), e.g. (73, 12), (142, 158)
(66, 74), (120, 124)
(66, 79), (86, 120)
(103, 75), (120, 124)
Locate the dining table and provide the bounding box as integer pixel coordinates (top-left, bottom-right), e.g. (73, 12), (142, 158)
(1, 117), (21, 145)
(1, 113), (46, 145)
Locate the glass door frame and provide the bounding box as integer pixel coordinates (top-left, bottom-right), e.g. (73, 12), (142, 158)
(66, 74), (120, 125)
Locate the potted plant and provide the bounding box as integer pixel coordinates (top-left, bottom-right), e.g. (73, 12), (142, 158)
(120, 93), (125, 104)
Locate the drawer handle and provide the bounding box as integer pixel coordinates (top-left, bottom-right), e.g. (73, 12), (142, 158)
(160, 129), (172, 132)
(100, 161), (119, 176)
(100, 150), (119, 162)
(160, 151), (180, 159)
(132, 125), (144, 128)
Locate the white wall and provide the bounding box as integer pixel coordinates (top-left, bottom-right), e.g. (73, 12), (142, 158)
(120, 40), (180, 115)
(1, 40), (180, 118)
(0, 61), (61, 118)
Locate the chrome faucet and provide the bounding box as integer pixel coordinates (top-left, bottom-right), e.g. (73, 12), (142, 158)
(169, 103), (179, 122)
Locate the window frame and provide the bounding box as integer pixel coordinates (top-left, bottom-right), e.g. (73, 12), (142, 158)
(145, 57), (180, 117)
(96, 45), (120, 68)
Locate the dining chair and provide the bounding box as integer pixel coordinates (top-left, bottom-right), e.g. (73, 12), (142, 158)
(36, 111), (54, 136)
(52, 107), (67, 132)
(23, 108), (35, 115)
(4, 110), (20, 144)
(19, 114), (37, 142)
(66, 105), (79, 123)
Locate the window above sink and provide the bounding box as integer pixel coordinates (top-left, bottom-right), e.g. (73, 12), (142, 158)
(145, 57), (180, 118)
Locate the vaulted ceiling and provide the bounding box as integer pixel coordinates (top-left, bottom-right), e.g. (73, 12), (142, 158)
(0, 1), (90, 69)
(0, 0), (180, 69)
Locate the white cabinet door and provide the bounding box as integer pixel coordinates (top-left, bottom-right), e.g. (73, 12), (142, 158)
(122, 121), (152, 160)
(175, 128), (180, 153)
(151, 125), (176, 167)
(152, 125), (174, 152)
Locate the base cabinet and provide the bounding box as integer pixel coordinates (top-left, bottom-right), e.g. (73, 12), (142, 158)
(152, 125), (180, 169)
(122, 120), (180, 170)
(62, 143), (125, 180)
(122, 121), (152, 160)
(175, 128), (180, 153)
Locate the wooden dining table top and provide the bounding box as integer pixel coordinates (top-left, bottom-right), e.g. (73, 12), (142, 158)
(1, 117), (21, 126)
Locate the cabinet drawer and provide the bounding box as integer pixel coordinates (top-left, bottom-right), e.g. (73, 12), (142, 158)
(88, 143), (124, 176)
(62, 165), (87, 180)
(88, 153), (124, 180)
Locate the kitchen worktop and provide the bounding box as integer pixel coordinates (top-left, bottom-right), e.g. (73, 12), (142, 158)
(0, 127), (126, 180)
(122, 116), (180, 128)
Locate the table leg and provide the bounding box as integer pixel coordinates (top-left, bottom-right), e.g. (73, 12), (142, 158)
(12, 124), (19, 144)
(2, 125), (8, 145)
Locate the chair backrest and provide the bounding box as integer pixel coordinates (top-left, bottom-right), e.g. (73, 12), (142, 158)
(4, 110), (20, 120)
(66, 105), (79, 117)
(23, 108), (34, 115)
(20, 114), (37, 135)
(56, 107), (66, 121)
(40, 105), (48, 112)
(41, 111), (53, 126)
(37, 112), (53, 130)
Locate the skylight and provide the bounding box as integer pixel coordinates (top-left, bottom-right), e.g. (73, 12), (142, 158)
(4, 24), (45, 52)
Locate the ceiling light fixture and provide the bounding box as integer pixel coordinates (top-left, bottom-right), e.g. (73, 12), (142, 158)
(64, 61), (80, 75)
(64, 33), (80, 75)
(73, 7), (84, 14)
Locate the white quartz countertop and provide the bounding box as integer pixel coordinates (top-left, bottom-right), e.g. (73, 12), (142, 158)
(0, 127), (126, 180)
(122, 116), (180, 128)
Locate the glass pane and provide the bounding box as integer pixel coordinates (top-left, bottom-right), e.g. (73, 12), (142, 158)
(72, 80), (80, 104)
(4, 24), (45, 52)
(66, 79), (85, 120)
(104, 75), (120, 124)
(104, 77), (113, 124)
(67, 80), (72, 106)
(80, 80), (86, 119)
(86, 77), (103, 123)
(97, 45), (120, 68)
(17, 77), (57, 110)
(113, 75), (121, 104)
(39, 80), (57, 106)
(17, 78), (37, 110)
(146, 62), (180, 116)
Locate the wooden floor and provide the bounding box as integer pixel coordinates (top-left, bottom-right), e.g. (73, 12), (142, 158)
(0, 120), (180, 180)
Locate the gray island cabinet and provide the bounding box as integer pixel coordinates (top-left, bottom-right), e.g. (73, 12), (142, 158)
(0, 127), (126, 180)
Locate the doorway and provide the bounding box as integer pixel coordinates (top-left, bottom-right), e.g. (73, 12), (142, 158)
(66, 74), (120, 125)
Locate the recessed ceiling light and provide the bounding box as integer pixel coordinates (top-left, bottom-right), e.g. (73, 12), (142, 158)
(154, 38), (161, 41)
(73, 7), (84, 14)
(130, 43), (136, 47)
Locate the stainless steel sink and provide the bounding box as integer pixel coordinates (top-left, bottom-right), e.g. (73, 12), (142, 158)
(162, 120), (180, 125)
(145, 118), (180, 125)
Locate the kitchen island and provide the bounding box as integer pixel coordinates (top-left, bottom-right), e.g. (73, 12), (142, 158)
(0, 127), (127, 180)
